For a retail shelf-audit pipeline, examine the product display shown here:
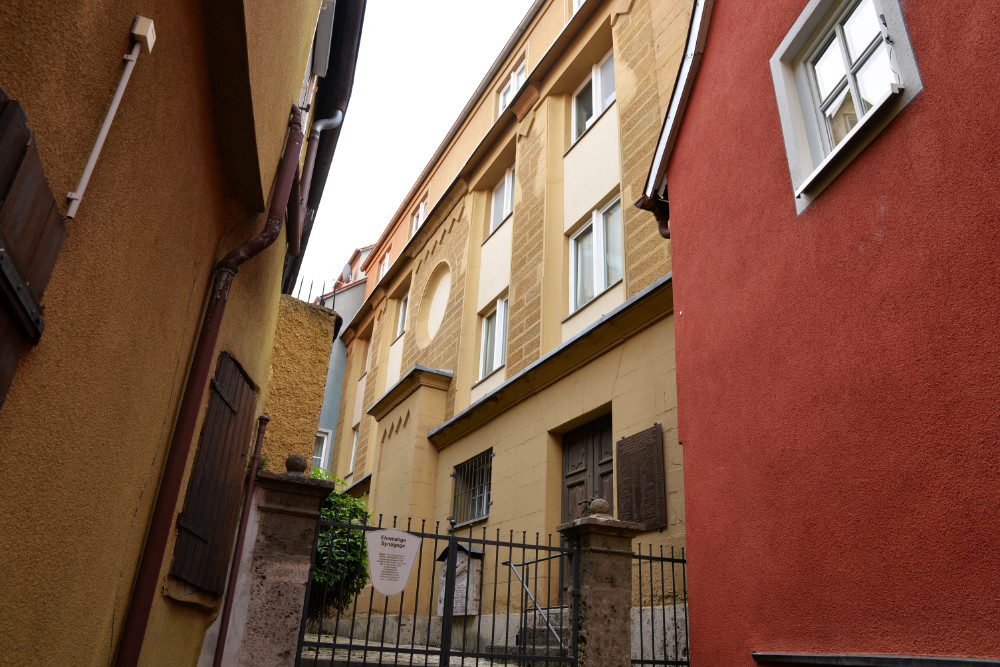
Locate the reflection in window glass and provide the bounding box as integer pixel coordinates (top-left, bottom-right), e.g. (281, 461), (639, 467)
(843, 0), (880, 62)
(857, 44), (896, 106)
(575, 80), (593, 138)
(574, 225), (595, 308)
(825, 87), (858, 145)
(603, 201), (622, 286)
(312, 434), (326, 470)
(481, 309), (496, 376)
(814, 37), (847, 99)
(600, 52), (616, 108)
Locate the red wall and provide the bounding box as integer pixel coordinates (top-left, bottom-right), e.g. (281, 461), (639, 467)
(666, 1), (1000, 664)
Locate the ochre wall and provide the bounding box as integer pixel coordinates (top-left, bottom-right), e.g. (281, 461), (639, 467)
(433, 312), (683, 612)
(667, 0), (1000, 662)
(612, 0), (692, 297)
(0, 0), (320, 664)
(260, 295), (339, 472)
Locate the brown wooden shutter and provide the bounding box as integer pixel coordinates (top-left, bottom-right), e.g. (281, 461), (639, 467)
(170, 352), (257, 594)
(0, 86), (67, 408)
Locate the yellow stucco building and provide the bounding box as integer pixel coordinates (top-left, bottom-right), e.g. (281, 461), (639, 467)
(330, 0), (691, 586)
(0, 1), (363, 664)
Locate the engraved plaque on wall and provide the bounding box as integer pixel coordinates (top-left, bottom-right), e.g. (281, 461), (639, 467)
(616, 423), (668, 530)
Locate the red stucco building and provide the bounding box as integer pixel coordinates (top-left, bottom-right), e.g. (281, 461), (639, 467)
(643, 0), (1000, 664)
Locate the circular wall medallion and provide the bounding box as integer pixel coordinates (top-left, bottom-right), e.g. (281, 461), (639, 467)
(416, 262), (451, 348)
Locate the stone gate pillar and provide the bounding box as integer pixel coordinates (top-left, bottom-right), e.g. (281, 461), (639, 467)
(558, 498), (643, 667)
(234, 455), (335, 665)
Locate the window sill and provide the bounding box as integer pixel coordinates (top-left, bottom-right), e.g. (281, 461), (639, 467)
(565, 100), (616, 157)
(454, 514), (489, 530)
(793, 84), (902, 199)
(473, 363), (506, 388)
(483, 212), (512, 245)
(563, 278), (623, 322)
(392, 331), (405, 345)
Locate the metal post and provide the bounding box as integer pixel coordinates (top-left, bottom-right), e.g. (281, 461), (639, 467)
(439, 522), (459, 663)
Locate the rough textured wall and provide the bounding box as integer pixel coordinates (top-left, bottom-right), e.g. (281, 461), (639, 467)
(506, 106), (549, 375)
(668, 0), (1000, 663)
(0, 0), (318, 663)
(357, 304), (386, 474)
(260, 295), (338, 471)
(0, 2), (234, 664)
(613, 0), (692, 296)
(402, 200), (471, 419)
(244, 0), (322, 194)
(331, 337), (360, 478)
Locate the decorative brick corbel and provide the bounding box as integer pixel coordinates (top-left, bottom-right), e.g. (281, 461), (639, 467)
(511, 84), (539, 123)
(517, 108), (536, 139)
(611, 0), (635, 26)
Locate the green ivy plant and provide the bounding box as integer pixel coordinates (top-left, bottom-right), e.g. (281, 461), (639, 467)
(308, 467), (370, 619)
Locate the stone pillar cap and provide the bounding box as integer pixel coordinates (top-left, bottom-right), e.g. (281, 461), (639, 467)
(285, 453), (308, 475)
(556, 498), (645, 537)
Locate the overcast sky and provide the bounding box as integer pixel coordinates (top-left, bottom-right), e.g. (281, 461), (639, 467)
(294, 0), (538, 298)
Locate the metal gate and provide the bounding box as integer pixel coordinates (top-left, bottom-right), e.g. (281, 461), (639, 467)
(297, 511), (579, 666)
(631, 544), (689, 666)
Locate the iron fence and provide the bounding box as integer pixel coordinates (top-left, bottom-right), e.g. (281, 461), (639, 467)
(632, 544), (689, 666)
(296, 510), (579, 666)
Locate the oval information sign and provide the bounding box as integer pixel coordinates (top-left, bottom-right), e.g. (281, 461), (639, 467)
(365, 528), (422, 597)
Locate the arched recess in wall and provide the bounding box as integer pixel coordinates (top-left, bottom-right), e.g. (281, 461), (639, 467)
(416, 261), (451, 349)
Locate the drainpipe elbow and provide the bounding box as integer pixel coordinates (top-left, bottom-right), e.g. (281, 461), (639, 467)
(311, 109), (344, 134)
(219, 105), (304, 271)
(635, 193), (671, 239)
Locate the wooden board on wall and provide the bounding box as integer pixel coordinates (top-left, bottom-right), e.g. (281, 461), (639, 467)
(616, 423), (668, 531)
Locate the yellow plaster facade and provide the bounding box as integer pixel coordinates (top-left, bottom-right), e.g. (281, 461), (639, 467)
(261, 295), (340, 472)
(330, 0), (691, 595)
(0, 0), (330, 663)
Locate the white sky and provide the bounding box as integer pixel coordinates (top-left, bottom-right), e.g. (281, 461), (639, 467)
(295, 0), (538, 298)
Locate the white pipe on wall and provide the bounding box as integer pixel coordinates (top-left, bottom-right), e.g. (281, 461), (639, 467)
(67, 17), (153, 219)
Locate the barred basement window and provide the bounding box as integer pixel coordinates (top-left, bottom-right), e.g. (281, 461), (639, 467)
(452, 449), (493, 526)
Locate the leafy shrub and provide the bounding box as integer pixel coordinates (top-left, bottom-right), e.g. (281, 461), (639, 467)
(308, 468), (370, 619)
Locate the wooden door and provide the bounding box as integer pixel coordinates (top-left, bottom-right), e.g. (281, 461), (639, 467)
(561, 414), (613, 524)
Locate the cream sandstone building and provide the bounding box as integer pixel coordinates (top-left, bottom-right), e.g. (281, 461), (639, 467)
(332, 0), (690, 555)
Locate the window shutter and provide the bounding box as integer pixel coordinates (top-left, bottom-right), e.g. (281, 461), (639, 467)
(170, 352), (257, 594)
(0, 86), (67, 408)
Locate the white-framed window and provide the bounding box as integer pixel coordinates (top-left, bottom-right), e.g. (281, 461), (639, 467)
(312, 429), (332, 471)
(348, 426), (359, 476)
(395, 295), (408, 339)
(770, 0), (921, 212)
(479, 296), (508, 379)
(379, 251), (390, 279)
(570, 197), (623, 312)
(410, 200), (427, 237)
(360, 337), (371, 376)
(499, 61), (527, 113)
(572, 49), (615, 142)
(572, 0), (585, 14)
(490, 168), (515, 233)
(452, 449), (493, 526)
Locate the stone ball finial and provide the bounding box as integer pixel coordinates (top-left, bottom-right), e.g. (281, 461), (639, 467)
(286, 453), (308, 474)
(589, 498), (611, 516)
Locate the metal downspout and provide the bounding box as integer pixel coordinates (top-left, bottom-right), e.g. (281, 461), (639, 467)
(287, 110), (343, 257)
(114, 105), (304, 667)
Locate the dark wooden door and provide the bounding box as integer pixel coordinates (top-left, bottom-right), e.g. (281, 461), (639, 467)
(561, 414), (614, 524)
(170, 352), (256, 594)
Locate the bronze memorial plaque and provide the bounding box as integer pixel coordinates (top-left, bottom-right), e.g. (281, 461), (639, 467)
(616, 423), (667, 530)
